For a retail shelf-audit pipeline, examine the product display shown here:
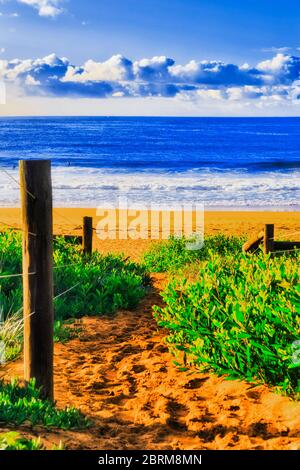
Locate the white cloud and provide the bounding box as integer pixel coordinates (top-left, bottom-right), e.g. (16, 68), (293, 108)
(63, 55), (134, 83)
(258, 53), (290, 72)
(134, 56), (175, 81)
(0, 11), (19, 17)
(1, 52), (300, 106)
(257, 53), (300, 85)
(25, 74), (40, 85)
(17, 0), (64, 17)
(261, 47), (291, 53)
(170, 59), (263, 86)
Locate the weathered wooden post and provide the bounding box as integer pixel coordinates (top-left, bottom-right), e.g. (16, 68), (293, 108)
(264, 224), (274, 255)
(242, 230), (264, 253)
(20, 160), (54, 401)
(83, 216), (93, 256)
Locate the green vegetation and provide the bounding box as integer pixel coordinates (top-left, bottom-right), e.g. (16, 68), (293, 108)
(0, 231), (149, 360)
(0, 230), (150, 441)
(0, 432), (44, 450)
(143, 234), (244, 272)
(0, 432), (63, 450)
(53, 320), (82, 344)
(53, 236), (150, 319)
(3, 228), (300, 403)
(0, 312), (23, 362)
(0, 379), (88, 429)
(147, 236), (300, 397)
(0, 231), (149, 321)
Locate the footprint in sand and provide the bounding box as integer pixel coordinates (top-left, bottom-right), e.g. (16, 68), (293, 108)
(165, 398), (189, 432)
(155, 344), (169, 353)
(248, 421), (271, 439)
(246, 390), (261, 401)
(105, 393), (128, 405)
(113, 345), (142, 362)
(184, 377), (208, 389)
(121, 372), (137, 394)
(198, 424), (228, 443)
(228, 405), (240, 411)
(132, 364), (146, 374)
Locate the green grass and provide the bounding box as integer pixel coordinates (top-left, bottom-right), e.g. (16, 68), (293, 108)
(0, 314), (81, 363)
(0, 312), (23, 362)
(0, 432), (63, 450)
(0, 379), (88, 429)
(0, 432), (44, 450)
(147, 236), (300, 397)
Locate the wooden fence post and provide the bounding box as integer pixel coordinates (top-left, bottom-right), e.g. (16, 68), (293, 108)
(83, 216), (93, 256)
(264, 224), (274, 255)
(20, 160), (54, 401)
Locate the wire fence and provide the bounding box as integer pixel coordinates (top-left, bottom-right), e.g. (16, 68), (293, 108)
(0, 166), (90, 323)
(1, 162), (300, 300)
(0, 165), (85, 235)
(0, 166), (36, 200)
(271, 247), (300, 255)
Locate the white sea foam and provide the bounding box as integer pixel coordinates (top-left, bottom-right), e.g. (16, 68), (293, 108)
(0, 166), (299, 210)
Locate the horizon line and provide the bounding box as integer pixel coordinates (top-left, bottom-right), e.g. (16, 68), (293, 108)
(0, 115), (300, 119)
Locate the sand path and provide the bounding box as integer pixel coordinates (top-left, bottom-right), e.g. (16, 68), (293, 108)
(2, 273), (300, 450)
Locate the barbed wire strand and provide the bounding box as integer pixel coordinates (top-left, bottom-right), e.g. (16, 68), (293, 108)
(54, 282), (81, 301)
(0, 271), (36, 280)
(272, 247), (300, 255)
(8, 311), (36, 327)
(0, 222), (37, 237)
(53, 207), (82, 230)
(0, 167), (36, 200)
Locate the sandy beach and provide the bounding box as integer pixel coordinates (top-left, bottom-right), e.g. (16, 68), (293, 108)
(1, 208), (300, 260)
(1, 208), (300, 449)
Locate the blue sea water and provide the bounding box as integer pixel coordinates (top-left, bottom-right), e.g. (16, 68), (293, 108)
(0, 116), (299, 208)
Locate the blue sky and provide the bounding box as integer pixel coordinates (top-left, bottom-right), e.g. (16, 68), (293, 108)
(0, 0), (300, 115)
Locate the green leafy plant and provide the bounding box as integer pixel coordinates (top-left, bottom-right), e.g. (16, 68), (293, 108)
(143, 234), (244, 272)
(0, 379), (88, 429)
(150, 236), (300, 397)
(54, 320), (82, 344)
(53, 236), (150, 319)
(0, 432), (64, 450)
(0, 432), (44, 450)
(0, 232), (149, 322)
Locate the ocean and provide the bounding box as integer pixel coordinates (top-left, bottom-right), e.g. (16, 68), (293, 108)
(0, 116), (299, 209)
